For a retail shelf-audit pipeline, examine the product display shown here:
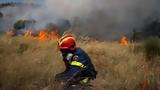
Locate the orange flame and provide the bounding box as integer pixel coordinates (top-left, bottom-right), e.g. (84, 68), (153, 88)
(38, 31), (49, 42)
(23, 29), (58, 42)
(121, 36), (128, 47)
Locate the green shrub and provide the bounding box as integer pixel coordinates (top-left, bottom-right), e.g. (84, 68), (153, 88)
(143, 37), (160, 60)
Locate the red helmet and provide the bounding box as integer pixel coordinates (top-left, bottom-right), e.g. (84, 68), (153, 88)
(58, 34), (76, 51)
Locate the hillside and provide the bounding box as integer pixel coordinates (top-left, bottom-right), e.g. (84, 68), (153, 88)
(0, 35), (159, 90)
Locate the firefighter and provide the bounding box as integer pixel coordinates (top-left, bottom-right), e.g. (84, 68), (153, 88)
(55, 34), (97, 89)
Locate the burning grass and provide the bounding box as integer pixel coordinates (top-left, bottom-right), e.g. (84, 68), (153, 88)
(0, 35), (159, 90)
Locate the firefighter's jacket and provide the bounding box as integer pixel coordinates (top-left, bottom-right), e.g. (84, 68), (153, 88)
(61, 48), (97, 80)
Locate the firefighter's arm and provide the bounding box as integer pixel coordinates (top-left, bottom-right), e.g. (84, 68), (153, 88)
(64, 54), (86, 76)
(63, 53), (73, 69)
(64, 61), (85, 77)
(70, 61), (86, 68)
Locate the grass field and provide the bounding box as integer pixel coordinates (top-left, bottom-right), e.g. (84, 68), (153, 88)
(0, 34), (159, 90)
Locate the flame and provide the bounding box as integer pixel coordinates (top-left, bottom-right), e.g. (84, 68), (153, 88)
(37, 30), (58, 42)
(38, 31), (49, 42)
(121, 36), (128, 47)
(23, 29), (58, 42)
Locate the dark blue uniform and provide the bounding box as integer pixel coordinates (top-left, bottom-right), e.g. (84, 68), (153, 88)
(61, 48), (97, 80)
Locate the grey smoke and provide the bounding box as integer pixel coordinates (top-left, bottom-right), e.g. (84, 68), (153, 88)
(1, 0), (160, 39)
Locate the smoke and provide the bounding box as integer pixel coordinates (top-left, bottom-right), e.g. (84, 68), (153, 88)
(0, 2), (39, 31)
(1, 0), (160, 39)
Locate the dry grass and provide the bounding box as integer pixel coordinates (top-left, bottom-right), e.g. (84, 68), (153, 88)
(0, 35), (159, 90)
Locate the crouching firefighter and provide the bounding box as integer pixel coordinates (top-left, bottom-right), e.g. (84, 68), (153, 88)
(55, 34), (97, 89)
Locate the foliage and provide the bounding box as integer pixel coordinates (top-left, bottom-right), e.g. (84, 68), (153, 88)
(14, 19), (36, 30)
(143, 37), (160, 60)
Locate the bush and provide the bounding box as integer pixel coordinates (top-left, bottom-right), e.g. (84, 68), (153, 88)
(143, 37), (160, 60)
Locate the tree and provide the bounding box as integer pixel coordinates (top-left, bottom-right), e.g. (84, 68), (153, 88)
(14, 19), (36, 30)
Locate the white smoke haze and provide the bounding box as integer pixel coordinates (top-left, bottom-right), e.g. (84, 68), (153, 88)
(0, 6), (34, 30)
(1, 0), (160, 39)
